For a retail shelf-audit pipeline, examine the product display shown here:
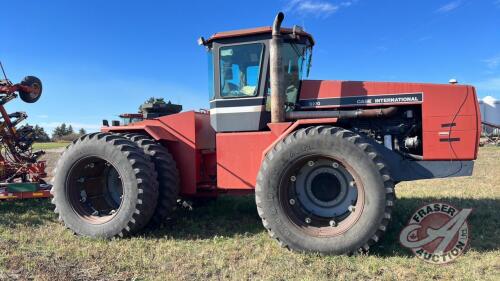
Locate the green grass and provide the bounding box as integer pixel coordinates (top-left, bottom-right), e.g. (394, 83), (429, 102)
(0, 147), (499, 280)
(32, 142), (70, 150)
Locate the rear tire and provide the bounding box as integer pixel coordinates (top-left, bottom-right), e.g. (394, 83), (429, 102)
(51, 133), (159, 238)
(122, 133), (179, 227)
(255, 126), (395, 254)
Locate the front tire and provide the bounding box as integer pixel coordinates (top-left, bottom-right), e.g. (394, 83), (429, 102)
(255, 126), (395, 254)
(51, 133), (159, 238)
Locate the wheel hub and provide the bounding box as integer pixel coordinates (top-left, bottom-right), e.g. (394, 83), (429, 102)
(289, 158), (358, 220)
(67, 156), (124, 224)
(310, 172), (340, 202)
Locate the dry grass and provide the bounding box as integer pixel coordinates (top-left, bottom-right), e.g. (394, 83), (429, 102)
(0, 147), (499, 280)
(32, 142), (70, 151)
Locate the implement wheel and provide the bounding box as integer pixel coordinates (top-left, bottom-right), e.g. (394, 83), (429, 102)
(19, 76), (42, 103)
(256, 126), (395, 254)
(51, 133), (159, 238)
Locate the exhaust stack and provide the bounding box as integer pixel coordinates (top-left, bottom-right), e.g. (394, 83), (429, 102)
(270, 12), (285, 123)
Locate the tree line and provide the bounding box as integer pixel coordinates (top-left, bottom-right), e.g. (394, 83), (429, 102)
(26, 123), (87, 142)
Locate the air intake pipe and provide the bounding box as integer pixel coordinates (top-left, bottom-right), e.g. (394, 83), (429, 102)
(270, 12), (285, 123)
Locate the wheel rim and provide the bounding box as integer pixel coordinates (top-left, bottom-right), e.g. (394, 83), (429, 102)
(279, 155), (365, 237)
(66, 156), (124, 224)
(20, 80), (42, 103)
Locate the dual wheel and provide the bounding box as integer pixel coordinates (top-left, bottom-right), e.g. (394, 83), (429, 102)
(51, 133), (179, 237)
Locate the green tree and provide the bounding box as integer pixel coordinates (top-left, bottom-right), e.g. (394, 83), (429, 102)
(139, 97), (166, 111)
(33, 124), (50, 142)
(52, 124), (64, 139)
(78, 128), (87, 135)
(60, 123), (67, 135)
(52, 123), (77, 140)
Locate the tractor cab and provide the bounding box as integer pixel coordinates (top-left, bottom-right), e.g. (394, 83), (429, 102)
(200, 26), (314, 132)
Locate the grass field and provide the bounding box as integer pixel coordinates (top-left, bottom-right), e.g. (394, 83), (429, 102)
(0, 147), (499, 280)
(32, 142), (70, 151)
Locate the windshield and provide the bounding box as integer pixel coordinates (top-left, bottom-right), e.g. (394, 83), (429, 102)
(265, 43), (311, 111)
(121, 117), (142, 125)
(219, 43), (264, 98)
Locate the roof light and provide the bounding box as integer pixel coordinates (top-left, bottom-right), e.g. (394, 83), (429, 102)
(449, 78), (458, 85)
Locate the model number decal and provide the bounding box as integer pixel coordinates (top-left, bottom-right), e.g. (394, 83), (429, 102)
(306, 101), (321, 106)
(300, 92), (424, 108)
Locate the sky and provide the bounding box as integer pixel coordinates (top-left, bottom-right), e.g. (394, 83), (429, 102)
(1, 0), (499, 134)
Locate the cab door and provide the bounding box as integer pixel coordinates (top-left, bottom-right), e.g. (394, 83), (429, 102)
(209, 41), (270, 132)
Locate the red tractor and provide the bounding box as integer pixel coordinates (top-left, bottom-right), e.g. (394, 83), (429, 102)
(51, 13), (481, 254)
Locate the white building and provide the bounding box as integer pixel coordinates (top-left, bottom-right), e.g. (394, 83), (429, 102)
(479, 96), (500, 135)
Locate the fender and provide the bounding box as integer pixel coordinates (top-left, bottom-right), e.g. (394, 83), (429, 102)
(263, 118), (339, 160)
(101, 122), (178, 143)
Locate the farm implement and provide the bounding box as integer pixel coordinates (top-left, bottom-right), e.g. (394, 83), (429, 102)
(0, 62), (50, 200)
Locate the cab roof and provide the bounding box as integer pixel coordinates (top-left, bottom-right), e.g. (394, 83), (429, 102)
(205, 26), (315, 45)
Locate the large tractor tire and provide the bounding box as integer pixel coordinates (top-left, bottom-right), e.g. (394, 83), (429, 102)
(255, 126), (395, 254)
(122, 133), (179, 227)
(51, 133), (159, 238)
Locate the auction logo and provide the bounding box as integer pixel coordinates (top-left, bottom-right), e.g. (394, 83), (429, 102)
(399, 202), (472, 264)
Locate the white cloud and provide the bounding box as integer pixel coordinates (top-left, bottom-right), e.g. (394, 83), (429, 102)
(436, 1), (462, 13)
(475, 77), (500, 95)
(285, 0), (338, 17)
(483, 54), (500, 69)
(284, 0), (359, 18)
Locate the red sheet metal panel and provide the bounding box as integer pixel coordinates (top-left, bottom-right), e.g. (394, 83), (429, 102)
(216, 131), (276, 189)
(216, 118), (339, 190)
(300, 80), (480, 160)
(106, 111), (216, 196)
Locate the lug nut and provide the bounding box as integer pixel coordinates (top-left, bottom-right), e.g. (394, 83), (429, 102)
(332, 162), (339, 168)
(349, 181), (356, 187)
(348, 205), (356, 212)
(289, 199), (296, 205)
(290, 175), (296, 182)
(305, 217), (312, 224)
(308, 161), (315, 167)
(329, 220), (337, 227)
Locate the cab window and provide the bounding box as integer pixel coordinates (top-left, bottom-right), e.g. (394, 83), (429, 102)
(265, 43), (309, 111)
(208, 50), (215, 100)
(219, 43), (264, 98)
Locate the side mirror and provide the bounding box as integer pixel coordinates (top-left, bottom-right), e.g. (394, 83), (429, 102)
(19, 76), (42, 103)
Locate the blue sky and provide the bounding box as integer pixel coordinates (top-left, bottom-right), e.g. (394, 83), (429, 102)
(1, 0), (499, 133)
